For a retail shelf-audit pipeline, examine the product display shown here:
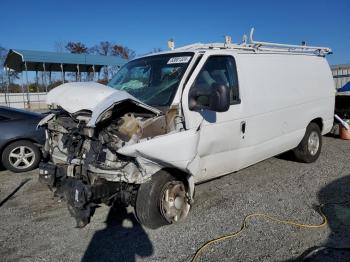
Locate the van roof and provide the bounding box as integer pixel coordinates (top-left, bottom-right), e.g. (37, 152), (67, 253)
(140, 43), (331, 61)
(145, 28), (332, 59)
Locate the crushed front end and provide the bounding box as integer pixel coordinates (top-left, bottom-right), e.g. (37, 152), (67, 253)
(39, 99), (177, 227)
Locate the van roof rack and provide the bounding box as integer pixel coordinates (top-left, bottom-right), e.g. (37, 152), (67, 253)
(175, 28), (332, 57)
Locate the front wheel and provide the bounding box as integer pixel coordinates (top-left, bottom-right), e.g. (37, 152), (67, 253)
(293, 123), (322, 163)
(135, 170), (191, 229)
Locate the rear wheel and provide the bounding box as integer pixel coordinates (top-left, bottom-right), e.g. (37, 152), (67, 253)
(1, 140), (41, 172)
(293, 123), (322, 163)
(135, 170), (190, 229)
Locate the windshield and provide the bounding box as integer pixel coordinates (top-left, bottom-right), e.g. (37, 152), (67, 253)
(108, 53), (193, 106)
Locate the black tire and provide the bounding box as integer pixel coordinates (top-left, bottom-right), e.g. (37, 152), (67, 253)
(1, 140), (41, 172)
(293, 123), (322, 163)
(135, 170), (190, 229)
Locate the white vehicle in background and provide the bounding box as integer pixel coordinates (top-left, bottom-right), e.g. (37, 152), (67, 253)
(38, 30), (335, 228)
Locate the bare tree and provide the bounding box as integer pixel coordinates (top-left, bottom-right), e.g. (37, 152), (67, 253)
(90, 42), (135, 80)
(90, 41), (113, 56)
(90, 41), (114, 80)
(65, 42), (89, 54)
(65, 42), (89, 80)
(58, 41), (136, 82)
(111, 45), (135, 59)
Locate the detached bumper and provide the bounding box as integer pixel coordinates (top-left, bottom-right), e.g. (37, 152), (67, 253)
(39, 162), (93, 227)
(38, 161), (137, 227)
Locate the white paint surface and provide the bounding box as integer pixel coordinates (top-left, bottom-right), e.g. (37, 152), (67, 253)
(45, 48), (335, 185)
(180, 49), (335, 183)
(45, 81), (162, 126)
(117, 129), (200, 174)
(46, 82), (116, 113)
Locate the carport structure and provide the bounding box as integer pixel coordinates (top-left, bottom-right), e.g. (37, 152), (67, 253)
(4, 49), (126, 85)
(2, 49), (126, 109)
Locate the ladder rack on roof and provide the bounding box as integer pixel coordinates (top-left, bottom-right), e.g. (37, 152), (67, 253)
(175, 28), (332, 57)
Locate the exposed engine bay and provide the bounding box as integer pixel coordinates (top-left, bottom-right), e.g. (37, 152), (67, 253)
(38, 52), (201, 228)
(39, 96), (184, 227)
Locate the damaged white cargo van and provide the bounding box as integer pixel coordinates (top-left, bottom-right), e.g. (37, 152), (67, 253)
(38, 34), (335, 228)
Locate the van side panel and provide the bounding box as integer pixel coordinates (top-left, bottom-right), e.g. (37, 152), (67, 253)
(235, 53), (335, 169)
(181, 51), (335, 183)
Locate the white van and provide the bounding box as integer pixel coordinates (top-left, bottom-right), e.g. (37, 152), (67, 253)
(39, 33), (335, 228)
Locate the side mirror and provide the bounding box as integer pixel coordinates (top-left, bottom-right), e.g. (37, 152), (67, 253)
(189, 83), (230, 112)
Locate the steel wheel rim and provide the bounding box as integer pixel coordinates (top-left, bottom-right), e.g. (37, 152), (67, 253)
(8, 146), (35, 169)
(160, 181), (190, 223)
(308, 131), (320, 156)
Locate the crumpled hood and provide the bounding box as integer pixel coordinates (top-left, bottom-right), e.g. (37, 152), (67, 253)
(46, 82), (162, 127)
(46, 82), (118, 113)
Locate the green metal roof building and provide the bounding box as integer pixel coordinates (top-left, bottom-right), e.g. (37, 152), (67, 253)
(1, 49), (127, 109)
(4, 49), (126, 73)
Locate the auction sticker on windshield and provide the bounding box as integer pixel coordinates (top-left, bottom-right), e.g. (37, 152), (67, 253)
(167, 56), (191, 64)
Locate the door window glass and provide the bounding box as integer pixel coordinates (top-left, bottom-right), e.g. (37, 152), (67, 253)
(192, 56), (240, 105)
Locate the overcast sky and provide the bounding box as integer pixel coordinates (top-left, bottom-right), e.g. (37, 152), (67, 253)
(0, 0), (349, 64)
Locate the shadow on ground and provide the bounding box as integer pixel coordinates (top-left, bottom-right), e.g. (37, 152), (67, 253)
(0, 178), (31, 207)
(82, 203), (153, 262)
(288, 175), (350, 261)
(275, 151), (296, 162)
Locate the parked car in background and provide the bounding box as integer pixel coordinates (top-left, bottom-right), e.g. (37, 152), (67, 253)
(0, 106), (45, 172)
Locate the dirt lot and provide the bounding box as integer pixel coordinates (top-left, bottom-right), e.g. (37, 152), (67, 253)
(1, 136), (350, 262)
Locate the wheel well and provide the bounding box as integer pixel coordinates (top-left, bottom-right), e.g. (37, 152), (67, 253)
(310, 118), (323, 132)
(0, 138), (39, 157)
(162, 168), (189, 184)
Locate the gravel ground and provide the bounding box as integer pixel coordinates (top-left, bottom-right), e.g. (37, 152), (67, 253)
(1, 136), (350, 262)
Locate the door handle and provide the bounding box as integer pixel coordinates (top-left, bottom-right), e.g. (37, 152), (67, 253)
(241, 121), (246, 134)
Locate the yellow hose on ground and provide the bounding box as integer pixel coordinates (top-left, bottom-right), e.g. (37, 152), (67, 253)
(191, 205), (328, 261)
